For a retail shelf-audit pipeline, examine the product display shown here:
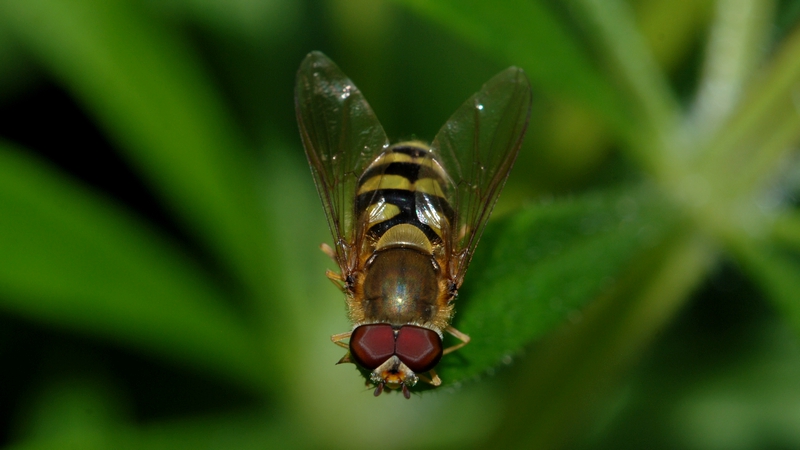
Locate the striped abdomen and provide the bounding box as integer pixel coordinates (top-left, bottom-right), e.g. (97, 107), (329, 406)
(356, 142), (454, 254)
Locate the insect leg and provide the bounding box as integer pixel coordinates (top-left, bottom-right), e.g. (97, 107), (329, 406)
(325, 269), (346, 291)
(320, 242), (337, 261)
(330, 331), (352, 349)
(442, 325), (471, 355)
(419, 369), (442, 386)
(333, 333), (354, 365)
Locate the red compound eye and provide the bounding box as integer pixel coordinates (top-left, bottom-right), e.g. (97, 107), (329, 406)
(395, 325), (442, 373)
(349, 324), (395, 370)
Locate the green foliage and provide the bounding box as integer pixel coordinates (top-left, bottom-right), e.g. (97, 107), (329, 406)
(398, 0), (630, 131)
(443, 186), (680, 384)
(0, 0), (799, 448)
(0, 144), (266, 390)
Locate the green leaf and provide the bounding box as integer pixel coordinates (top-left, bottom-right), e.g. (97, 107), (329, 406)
(691, 0), (773, 134)
(731, 238), (800, 335)
(0, 142), (268, 392)
(392, 0), (633, 141)
(7, 365), (300, 450)
(7, 418), (303, 450)
(570, 0), (680, 168)
(699, 23), (800, 197)
(488, 231), (717, 449)
(0, 0), (269, 295)
(772, 211), (800, 254)
(437, 185), (681, 384)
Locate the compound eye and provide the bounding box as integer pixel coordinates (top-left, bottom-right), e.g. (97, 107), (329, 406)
(349, 324), (395, 370)
(395, 325), (442, 373)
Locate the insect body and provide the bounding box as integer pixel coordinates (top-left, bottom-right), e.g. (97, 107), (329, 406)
(295, 51), (531, 398)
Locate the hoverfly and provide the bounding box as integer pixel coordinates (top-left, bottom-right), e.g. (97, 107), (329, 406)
(295, 51), (531, 398)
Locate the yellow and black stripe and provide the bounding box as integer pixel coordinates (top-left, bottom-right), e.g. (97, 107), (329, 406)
(356, 143), (454, 251)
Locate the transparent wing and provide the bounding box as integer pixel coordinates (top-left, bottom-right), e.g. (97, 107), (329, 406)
(295, 51), (390, 270)
(431, 67), (532, 285)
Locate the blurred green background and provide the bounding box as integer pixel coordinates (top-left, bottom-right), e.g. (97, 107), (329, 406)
(2, 0), (800, 448)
